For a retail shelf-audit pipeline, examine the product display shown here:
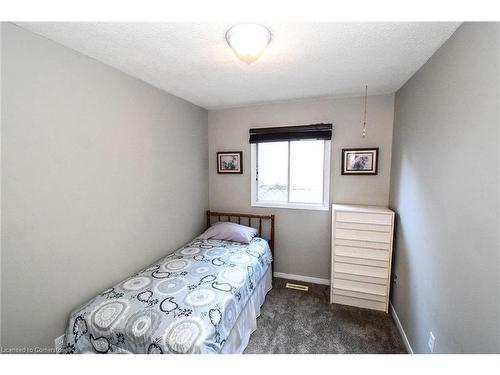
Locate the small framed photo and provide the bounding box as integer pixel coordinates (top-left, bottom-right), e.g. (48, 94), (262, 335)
(217, 151), (243, 174)
(342, 148), (379, 175)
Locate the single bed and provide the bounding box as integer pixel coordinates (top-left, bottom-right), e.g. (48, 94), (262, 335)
(61, 211), (274, 354)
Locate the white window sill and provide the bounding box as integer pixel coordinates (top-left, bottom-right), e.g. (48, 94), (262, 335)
(251, 201), (330, 211)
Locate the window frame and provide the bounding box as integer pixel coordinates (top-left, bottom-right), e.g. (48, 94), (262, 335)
(250, 140), (331, 211)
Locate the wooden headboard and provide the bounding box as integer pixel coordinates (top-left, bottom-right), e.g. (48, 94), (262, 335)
(206, 210), (275, 274)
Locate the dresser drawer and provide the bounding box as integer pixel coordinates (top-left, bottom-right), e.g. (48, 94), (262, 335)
(333, 271), (388, 286)
(336, 238), (391, 251)
(332, 294), (387, 312)
(335, 255), (388, 268)
(335, 245), (390, 261)
(333, 288), (387, 302)
(335, 228), (391, 244)
(333, 278), (387, 296)
(334, 262), (389, 279)
(336, 211), (392, 226)
(336, 221), (391, 233)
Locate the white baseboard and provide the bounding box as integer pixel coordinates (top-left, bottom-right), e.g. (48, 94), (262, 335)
(390, 302), (413, 354)
(273, 272), (330, 286)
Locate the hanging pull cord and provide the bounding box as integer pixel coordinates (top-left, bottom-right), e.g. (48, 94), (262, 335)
(362, 85), (368, 138)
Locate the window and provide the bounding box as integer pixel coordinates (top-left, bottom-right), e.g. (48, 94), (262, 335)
(251, 139), (331, 210)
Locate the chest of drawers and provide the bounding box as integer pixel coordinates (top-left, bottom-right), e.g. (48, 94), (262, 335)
(330, 204), (395, 312)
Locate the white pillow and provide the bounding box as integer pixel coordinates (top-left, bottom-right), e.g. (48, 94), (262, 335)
(198, 221), (257, 244)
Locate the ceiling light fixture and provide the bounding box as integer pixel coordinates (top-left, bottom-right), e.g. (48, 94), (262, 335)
(226, 24), (271, 64)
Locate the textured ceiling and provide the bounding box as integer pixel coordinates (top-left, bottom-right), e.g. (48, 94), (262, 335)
(18, 22), (460, 109)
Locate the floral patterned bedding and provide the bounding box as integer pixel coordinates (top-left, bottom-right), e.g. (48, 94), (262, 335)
(61, 237), (272, 354)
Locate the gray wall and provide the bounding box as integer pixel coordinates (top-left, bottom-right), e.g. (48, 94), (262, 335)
(208, 94), (395, 280)
(389, 22), (500, 353)
(0, 23), (3, 349)
(1, 23), (208, 351)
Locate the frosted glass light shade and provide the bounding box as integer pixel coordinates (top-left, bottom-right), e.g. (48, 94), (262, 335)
(226, 24), (271, 64)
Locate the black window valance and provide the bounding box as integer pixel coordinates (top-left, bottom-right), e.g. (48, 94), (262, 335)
(249, 123), (333, 143)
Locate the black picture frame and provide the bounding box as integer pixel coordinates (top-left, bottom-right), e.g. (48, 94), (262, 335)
(341, 148), (379, 175)
(217, 151), (243, 174)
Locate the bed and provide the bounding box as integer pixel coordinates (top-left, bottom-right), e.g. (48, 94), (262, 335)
(61, 211), (275, 354)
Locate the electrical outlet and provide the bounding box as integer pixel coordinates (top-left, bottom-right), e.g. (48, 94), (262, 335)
(428, 331), (436, 353)
(393, 274), (398, 285)
(54, 334), (65, 354)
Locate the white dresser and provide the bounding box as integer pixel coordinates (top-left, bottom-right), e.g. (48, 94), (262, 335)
(330, 204), (395, 312)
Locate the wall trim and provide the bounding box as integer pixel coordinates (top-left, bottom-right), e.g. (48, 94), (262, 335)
(273, 272), (330, 286)
(390, 302), (413, 354)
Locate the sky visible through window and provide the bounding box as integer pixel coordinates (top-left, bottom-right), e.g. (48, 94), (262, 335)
(257, 140), (324, 204)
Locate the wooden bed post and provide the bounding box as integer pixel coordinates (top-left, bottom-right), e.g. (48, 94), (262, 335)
(206, 210), (211, 229)
(270, 214), (275, 279)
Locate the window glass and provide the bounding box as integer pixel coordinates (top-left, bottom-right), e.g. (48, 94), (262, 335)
(289, 140), (324, 203)
(257, 141), (288, 202)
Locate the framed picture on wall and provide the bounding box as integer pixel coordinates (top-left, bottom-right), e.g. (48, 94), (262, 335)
(341, 148), (379, 175)
(217, 151), (243, 174)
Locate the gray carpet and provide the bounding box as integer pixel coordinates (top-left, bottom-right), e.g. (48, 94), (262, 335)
(244, 278), (407, 354)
